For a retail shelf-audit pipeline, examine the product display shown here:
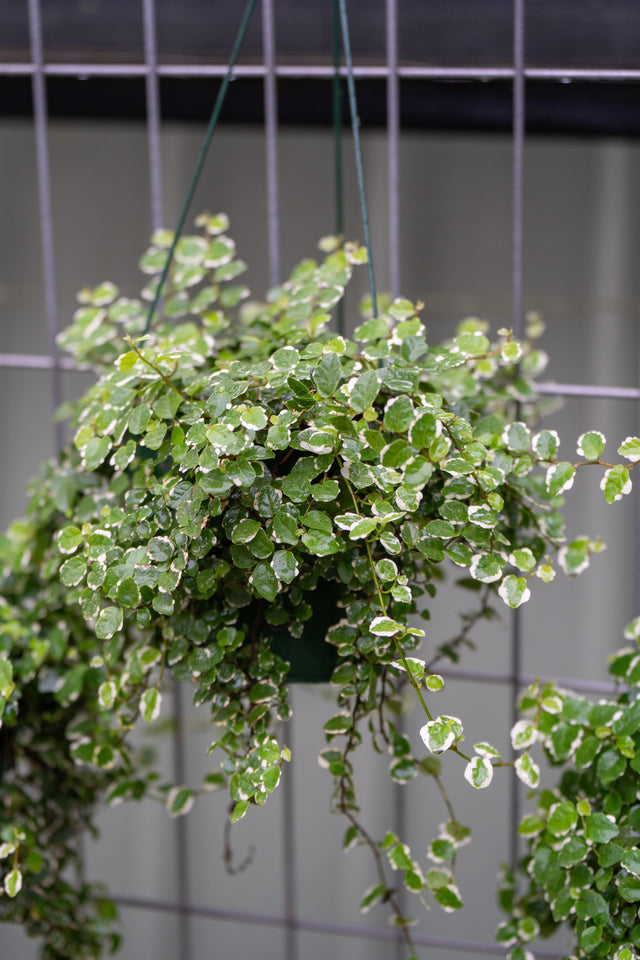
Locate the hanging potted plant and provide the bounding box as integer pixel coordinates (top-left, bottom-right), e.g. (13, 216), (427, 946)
(0, 211), (637, 958)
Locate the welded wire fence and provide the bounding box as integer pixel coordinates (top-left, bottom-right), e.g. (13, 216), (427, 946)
(2, 1), (640, 958)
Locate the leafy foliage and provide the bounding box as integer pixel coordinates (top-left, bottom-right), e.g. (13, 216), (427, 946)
(0, 217), (635, 957)
(500, 617), (640, 960)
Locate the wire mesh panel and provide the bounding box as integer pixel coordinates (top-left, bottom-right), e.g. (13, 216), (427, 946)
(1, 2), (640, 959)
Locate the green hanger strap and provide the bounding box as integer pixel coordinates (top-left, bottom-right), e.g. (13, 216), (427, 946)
(337, 0), (378, 320)
(143, 0), (258, 335)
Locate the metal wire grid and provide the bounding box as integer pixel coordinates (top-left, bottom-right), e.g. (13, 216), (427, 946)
(6, 0), (640, 958)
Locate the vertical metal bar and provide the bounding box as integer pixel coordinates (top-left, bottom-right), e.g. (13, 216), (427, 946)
(512, 0), (525, 340)
(386, 0), (400, 297)
(509, 0), (526, 874)
(332, 0), (345, 336)
(171, 682), (193, 960)
(261, 3), (293, 956)
(262, 0), (281, 290)
(142, 0), (164, 234)
(386, 4), (403, 956)
(27, 0), (63, 454)
(281, 715), (297, 960)
(392, 741), (407, 960)
(142, 5), (192, 957)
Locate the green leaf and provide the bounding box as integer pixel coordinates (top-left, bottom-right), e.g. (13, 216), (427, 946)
(518, 814), (546, 837)
(349, 518), (377, 540)
(231, 519), (261, 545)
(112, 439), (136, 471)
(142, 420), (168, 450)
(425, 520), (455, 539)
(272, 509), (299, 545)
(350, 369), (379, 412)
(370, 617), (404, 637)
(584, 813), (619, 844)
(249, 681), (279, 703)
(557, 537), (591, 577)
(95, 606), (124, 640)
(128, 403), (152, 435)
(547, 801), (578, 837)
(532, 428), (560, 459)
(147, 536), (174, 562)
(240, 406), (268, 431)
(596, 748), (626, 785)
(393, 657), (425, 680)
(454, 331), (489, 355)
(271, 550), (298, 583)
(613, 701), (640, 737)
(266, 423), (291, 449)
(117, 576), (141, 608)
(464, 755), (494, 789)
(98, 680), (117, 709)
(577, 430), (605, 460)
(4, 868), (22, 898)
(429, 838), (456, 861)
(420, 716), (463, 755)
(469, 553), (504, 583)
(579, 927), (602, 952)
(313, 353), (342, 397)
(167, 786), (195, 818)
(300, 530), (341, 556)
(546, 461), (576, 496)
(140, 688), (162, 722)
(383, 396), (414, 433)
(153, 392), (181, 420)
(622, 849), (640, 877)
(503, 422), (530, 453)
(514, 754), (540, 788)
(60, 555), (87, 587)
(83, 436), (111, 471)
(619, 875), (640, 903)
(360, 884), (386, 913)
(58, 525), (83, 554)
(354, 316), (389, 342)
(312, 479), (340, 501)
(381, 439), (413, 468)
(0, 659), (13, 699)
(498, 575), (530, 609)
(323, 714), (353, 734)
(434, 884), (463, 912)
(287, 376), (313, 402)
(501, 339), (521, 364)
(249, 561), (279, 601)
(425, 869), (450, 892)
(618, 436), (640, 462)
(389, 758), (417, 782)
(558, 837), (588, 867)
(601, 464), (632, 503)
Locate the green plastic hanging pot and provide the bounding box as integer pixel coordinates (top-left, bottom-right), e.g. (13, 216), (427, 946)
(245, 581), (342, 683)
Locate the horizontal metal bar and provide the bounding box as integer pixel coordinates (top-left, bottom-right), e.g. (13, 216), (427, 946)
(444, 667), (616, 696)
(3, 62), (640, 82)
(112, 895), (561, 957)
(536, 381), (640, 399)
(0, 353), (76, 370)
(0, 353), (638, 406)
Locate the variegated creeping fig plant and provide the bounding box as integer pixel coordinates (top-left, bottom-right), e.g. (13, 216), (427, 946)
(0, 215), (638, 959)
